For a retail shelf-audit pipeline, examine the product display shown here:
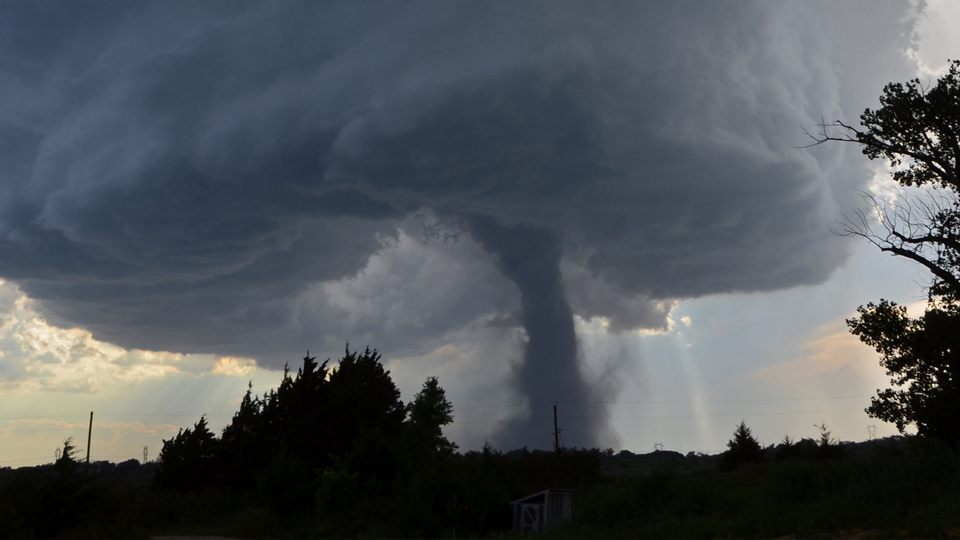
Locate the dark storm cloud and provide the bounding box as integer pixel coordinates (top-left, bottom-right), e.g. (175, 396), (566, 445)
(0, 1), (918, 446)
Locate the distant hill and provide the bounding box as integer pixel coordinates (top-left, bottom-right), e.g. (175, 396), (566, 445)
(0, 459), (157, 486)
(596, 435), (907, 476)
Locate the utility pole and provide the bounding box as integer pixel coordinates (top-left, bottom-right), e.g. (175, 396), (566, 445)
(553, 404), (560, 452)
(86, 411), (93, 474)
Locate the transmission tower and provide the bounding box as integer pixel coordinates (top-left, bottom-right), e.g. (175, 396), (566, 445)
(654, 442), (664, 452)
(143, 446), (149, 464)
(867, 425), (877, 440)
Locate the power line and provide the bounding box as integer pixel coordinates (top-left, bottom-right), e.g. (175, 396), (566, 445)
(3, 425), (180, 434)
(0, 414), (89, 420)
(1, 405), (871, 431)
(95, 413), (233, 418)
(1, 427), (81, 433)
(1, 446), (160, 466)
(0, 456), (57, 465)
(0, 408), (885, 468)
(454, 408), (866, 425)
(455, 395), (873, 410)
(0, 413), (231, 422)
(0, 396), (873, 424)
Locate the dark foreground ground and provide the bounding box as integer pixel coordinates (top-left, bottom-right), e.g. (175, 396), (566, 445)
(548, 437), (960, 539)
(2, 436), (959, 538)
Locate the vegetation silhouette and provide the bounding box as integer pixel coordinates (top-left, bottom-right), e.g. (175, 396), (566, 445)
(814, 422), (847, 461)
(811, 60), (960, 448)
(3, 351), (960, 538)
(718, 420), (764, 470)
(153, 416), (219, 492)
(0, 438), (150, 539)
(774, 434), (799, 462)
(849, 299), (960, 447)
(563, 435), (960, 539)
(35, 438), (85, 539)
(146, 345), (604, 536)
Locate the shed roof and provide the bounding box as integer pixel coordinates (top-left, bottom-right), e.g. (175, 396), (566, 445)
(510, 489), (573, 506)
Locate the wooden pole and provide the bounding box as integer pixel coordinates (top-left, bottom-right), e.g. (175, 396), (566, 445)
(86, 411), (93, 474)
(553, 404), (559, 452)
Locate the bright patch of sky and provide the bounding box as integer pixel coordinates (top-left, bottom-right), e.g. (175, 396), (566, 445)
(581, 245), (927, 455)
(0, 279), (270, 467)
(911, 0), (960, 77)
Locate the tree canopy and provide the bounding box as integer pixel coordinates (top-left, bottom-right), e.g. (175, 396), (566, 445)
(848, 300), (960, 447)
(404, 376), (458, 462)
(719, 421), (764, 470)
(813, 60), (960, 447)
(148, 345), (603, 536)
(812, 59), (960, 299)
(154, 346), (454, 500)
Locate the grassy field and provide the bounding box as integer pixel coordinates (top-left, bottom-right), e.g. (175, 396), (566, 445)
(547, 438), (960, 539)
(4, 435), (958, 538)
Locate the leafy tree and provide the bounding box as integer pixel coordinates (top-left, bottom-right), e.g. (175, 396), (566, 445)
(53, 437), (81, 481)
(36, 438), (87, 538)
(325, 346), (406, 464)
(848, 300), (960, 447)
(775, 434), (799, 462)
(811, 60), (960, 447)
(267, 353), (332, 473)
(393, 377), (459, 536)
(814, 422), (846, 460)
(719, 421), (764, 470)
(403, 376), (458, 461)
(811, 60), (960, 298)
(154, 416), (220, 492)
(218, 381), (268, 491)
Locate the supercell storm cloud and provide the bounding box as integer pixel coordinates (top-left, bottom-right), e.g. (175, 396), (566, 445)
(0, 2), (917, 447)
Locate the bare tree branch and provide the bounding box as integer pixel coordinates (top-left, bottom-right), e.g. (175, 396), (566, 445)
(835, 189), (960, 298)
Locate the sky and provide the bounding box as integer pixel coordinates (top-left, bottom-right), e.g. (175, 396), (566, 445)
(1, 0), (959, 467)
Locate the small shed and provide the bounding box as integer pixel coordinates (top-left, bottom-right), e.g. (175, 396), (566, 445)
(510, 489), (573, 533)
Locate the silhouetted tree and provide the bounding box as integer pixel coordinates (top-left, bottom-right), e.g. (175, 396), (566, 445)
(810, 60), (960, 297)
(154, 416), (219, 492)
(775, 434), (800, 462)
(218, 381), (268, 491)
(392, 376), (460, 536)
(849, 300), (960, 447)
(814, 422), (847, 460)
(325, 346), (405, 478)
(403, 376), (458, 461)
(271, 353), (332, 473)
(151, 345), (538, 535)
(811, 60), (960, 448)
(719, 421), (764, 470)
(36, 438), (86, 538)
